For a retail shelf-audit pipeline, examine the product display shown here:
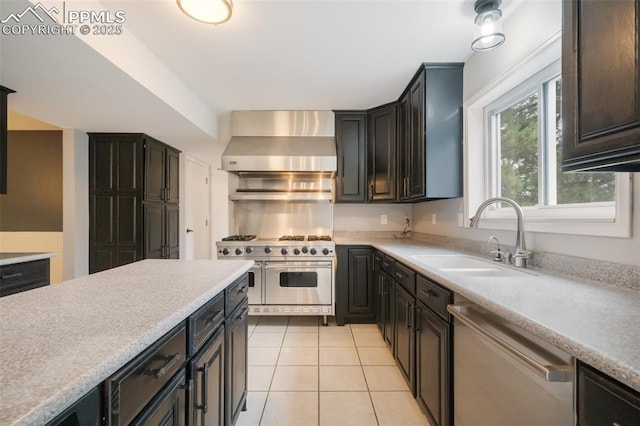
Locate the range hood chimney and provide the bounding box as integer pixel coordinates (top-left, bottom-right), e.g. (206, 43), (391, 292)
(222, 111), (337, 174)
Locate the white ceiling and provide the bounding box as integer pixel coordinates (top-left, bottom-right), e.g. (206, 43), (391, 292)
(1, 0), (522, 157)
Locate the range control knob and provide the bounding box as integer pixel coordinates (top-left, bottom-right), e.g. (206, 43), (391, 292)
(310, 248), (317, 255)
(246, 247), (253, 254)
(235, 248), (243, 256)
(222, 248), (230, 255)
(322, 248), (330, 255)
(293, 248), (301, 255)
(281, 248), (289, 255)
(302, 247), (308, 254)
(264, 247), (272, 254)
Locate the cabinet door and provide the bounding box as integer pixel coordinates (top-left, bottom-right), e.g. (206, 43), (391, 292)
(367, 103), (397, 201)
(226, 303), (248, 426)
(374, 252), (384, 333)
(1, 86), (15, 195)
(166, 204), (180, 259)
(415, 304), (451, 426)
(192, 328), (225, 426)
(397, 94), (411, 200)
(382, 273), (395, 350)
(145, 202), (165, 259)
(89, 134), (143, 273)
(166, 148), (180, 204)
(394, 283), (415, 393)
(145, 138), (167, 202)
(348, 248), (375, 315)
(577, 361), (640, 426)
(407, 72), (426, 199)
(335, 112), (367, 203)
(562, 0), (640, 171)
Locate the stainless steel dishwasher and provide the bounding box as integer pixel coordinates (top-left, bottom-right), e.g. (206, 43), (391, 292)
(448, 296), (574, 426)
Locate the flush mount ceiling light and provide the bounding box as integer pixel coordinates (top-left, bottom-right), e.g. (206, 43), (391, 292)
(471, 0), (505, 52)
(177, 0), (233, 24)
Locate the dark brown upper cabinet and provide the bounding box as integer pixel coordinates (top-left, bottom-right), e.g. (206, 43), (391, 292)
(562, 0), (640, 172)
(397, 63), (464, 201)
(145, 137), (180, 204)
(89, 133), (180, 273)
(334, 111), (368, 203)
(1, 85), (15, 195)
(368, 102), (397, 202)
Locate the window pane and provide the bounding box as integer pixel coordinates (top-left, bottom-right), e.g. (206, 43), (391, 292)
(554, 79), (615, 203)
(499, 92), (539, 206)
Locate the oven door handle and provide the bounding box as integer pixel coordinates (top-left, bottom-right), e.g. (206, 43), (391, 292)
(447, 304), (572, 382)
(264, 262), (333, 269)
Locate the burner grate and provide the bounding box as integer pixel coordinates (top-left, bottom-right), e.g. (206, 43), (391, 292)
(222, 235), (257, 241)
(279, 235), (306, 241)
(308, 235), (332, 242)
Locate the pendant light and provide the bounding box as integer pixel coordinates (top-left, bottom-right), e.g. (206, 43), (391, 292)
(471, 0), (505, 52)
(177, 0), (233, 24)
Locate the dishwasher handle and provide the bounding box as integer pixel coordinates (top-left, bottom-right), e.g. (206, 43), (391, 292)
(447, 304), (572, 383)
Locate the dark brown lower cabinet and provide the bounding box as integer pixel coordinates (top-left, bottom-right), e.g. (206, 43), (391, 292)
(336, 246), (375, 325)
(225, 301), (248, 426)
(0, 259), (50, 297)
(415, 302), (451, 426)
(189, 327), (225, 426)
(577, 361), (640, 425)
(144, 203), (180, 259)
(381, 272), (395, 350)
(394, 283), (415, 393)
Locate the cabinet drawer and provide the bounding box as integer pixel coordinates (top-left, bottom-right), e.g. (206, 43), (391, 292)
(107, 322), (187, 425)
(393, 262), (416, 295)
(0, 259), (50, 297)
(578, 361), (640, 425)
(381, 255), (395, 275)
(226, 274), (249, 314)
(416, 275), (451, 321)
(189, 292), (225, 355)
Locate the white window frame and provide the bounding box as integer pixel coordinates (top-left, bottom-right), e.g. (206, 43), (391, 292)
(464, 34), (632, 238)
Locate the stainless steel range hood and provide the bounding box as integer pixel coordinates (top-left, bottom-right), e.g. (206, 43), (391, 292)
(222, 111), (337, 174)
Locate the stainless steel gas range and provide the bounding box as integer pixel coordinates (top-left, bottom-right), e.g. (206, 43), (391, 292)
(216, 234), (336, 323)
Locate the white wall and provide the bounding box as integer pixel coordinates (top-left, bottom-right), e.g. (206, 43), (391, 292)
(411, 0), (640, 267)
(334, 204), (411, 232)
(62, 129), (89, 279)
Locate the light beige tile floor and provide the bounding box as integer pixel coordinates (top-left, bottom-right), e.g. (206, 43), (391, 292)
(237, 316), (431, 426)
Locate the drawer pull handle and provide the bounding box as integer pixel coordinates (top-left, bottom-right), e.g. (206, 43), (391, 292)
(395, 272), (403, 279)
(425, 291), (438, 298)
(1, 272), (23, 280)
(237, 285), (247, 294)
(144, 353), (182, 379)
(205, 310), (224, 327)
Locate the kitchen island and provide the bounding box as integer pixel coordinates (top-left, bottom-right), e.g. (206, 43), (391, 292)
(0, 259), (252, 425)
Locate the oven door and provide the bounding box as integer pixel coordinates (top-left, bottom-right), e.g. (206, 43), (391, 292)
(247, 262), (263, 305)
(264, 261), (333, 305)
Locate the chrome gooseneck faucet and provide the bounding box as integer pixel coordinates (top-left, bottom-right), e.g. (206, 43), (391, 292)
(470, 197), (531, 267)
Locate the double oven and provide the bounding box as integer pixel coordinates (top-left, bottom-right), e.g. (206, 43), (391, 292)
(217, 235), (335, 322)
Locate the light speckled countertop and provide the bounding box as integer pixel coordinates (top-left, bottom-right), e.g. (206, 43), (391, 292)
(0, 259), (253, 426)
(336, 238), (640, 393)
(0, 252), (57, 266)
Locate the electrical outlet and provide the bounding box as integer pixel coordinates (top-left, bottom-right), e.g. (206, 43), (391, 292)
(431, 214), (437, 225)
(380, 214), (388, 225)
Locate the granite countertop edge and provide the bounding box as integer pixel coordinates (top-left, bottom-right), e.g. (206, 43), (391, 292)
(336, 238), (640, 392)
(0, 252), (57, 266)
(0, 259), (253, 426)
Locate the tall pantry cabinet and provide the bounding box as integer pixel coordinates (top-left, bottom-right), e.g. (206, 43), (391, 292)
(89, 133), (180, 274)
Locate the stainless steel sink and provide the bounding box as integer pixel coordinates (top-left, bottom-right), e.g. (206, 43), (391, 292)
(410, 255), (535, 277)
